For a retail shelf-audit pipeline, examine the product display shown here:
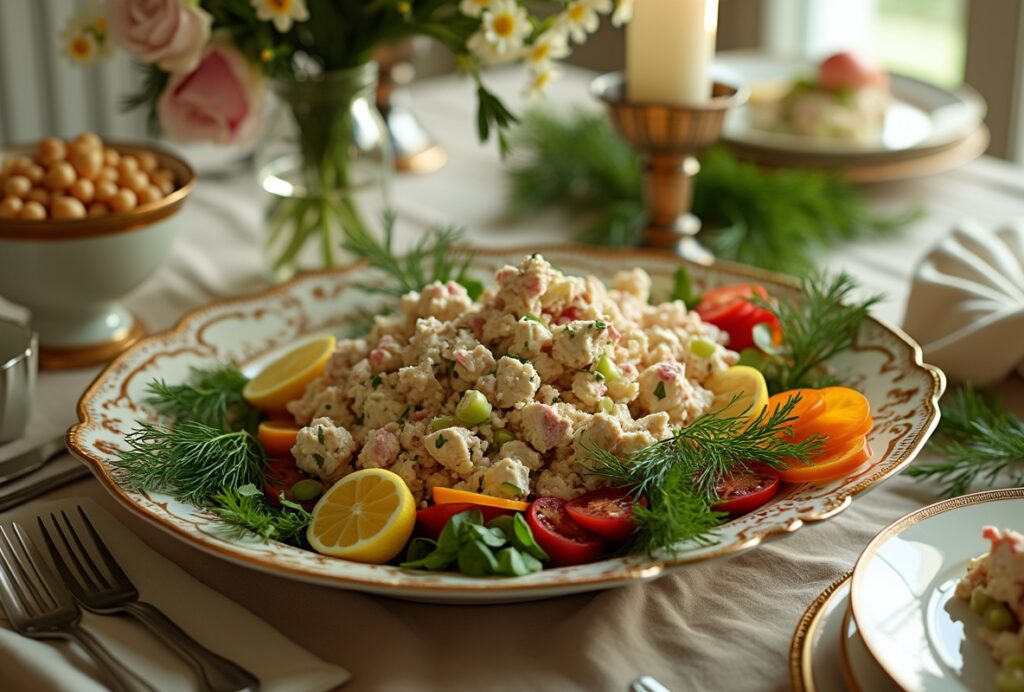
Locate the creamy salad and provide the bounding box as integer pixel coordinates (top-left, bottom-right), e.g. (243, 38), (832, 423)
(956, 526), (1024, 664)
(285, 254), (737, 505)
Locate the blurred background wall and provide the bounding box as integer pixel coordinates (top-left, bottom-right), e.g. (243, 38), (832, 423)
(2, 0), (1021, 159)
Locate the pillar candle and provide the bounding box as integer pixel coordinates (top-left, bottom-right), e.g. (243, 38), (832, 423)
(626, 0), (719, 105)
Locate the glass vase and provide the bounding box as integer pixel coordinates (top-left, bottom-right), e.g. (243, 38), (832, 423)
(258, 63), (392, 282)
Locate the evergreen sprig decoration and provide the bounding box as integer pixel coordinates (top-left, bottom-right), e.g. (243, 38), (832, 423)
(506, 109), (919, 274)
(908, 384), (1024, 497)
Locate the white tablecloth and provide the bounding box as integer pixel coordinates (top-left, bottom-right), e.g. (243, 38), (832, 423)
(3, 66), (1024, 691)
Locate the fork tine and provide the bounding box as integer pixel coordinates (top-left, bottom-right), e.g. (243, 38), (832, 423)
(52, 511), (108, 592)
(76, 507), (128, 585)
(0, 525), (48, 617)
(38, 516), (87, 595)
(12, 523), (65, 609)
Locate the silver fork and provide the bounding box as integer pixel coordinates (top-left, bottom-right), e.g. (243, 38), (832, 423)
(0, 522), (153, 692)
(39, 507), (259, 692)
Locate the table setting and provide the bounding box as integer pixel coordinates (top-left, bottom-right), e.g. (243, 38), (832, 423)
(1, 0), (1023, 690)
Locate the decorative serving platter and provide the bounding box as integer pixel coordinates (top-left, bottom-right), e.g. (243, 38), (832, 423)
(68, 246), (944, 603)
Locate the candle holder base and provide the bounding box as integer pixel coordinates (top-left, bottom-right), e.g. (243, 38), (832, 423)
(644, 214), (714, 265)
(591, 73), (747, 261)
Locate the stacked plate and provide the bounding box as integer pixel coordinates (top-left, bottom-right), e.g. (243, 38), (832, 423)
(790, 487), (1024, 691)
(715, 51), (989, 183)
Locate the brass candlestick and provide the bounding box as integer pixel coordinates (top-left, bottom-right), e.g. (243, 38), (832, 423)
(591, 72), (747, 263)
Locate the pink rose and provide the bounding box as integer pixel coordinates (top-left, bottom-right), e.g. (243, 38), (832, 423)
(157, 42), (263, 145)
(105, 0), (212, 73)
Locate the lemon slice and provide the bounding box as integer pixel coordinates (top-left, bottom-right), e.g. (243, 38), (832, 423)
(705, 365), (769, 423)
(242, 335), (336, 412)
(307, 469), (416, 564)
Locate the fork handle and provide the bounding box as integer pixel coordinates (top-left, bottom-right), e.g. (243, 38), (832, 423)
(66, 626), (156, 692)
(123, 601), (259, 692)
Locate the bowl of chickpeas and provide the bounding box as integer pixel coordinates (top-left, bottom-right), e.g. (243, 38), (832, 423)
(0, 133), (195, 369)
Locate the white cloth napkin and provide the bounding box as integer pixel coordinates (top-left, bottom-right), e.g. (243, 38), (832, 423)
(0, 497), (350, 692)
(903, 222), (1024, 385)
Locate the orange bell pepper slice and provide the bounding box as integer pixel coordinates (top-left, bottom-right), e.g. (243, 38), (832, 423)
(431, 487), (530, 512)
(257, 420), (302, 457)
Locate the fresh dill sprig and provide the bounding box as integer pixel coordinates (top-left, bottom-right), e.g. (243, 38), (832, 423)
(907, 384), (1024, 497)
(209, 484), (311, 547)
(627, 466), (725, 555)
(341, 210), (482, 300)
(112, 421), (266, 504)
(587, 395), (822, 553)
(145, 363), (258, 433)
(750, 272), (883, 393)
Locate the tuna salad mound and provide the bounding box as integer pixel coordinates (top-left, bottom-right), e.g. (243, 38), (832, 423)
(286, 254), (738, 505)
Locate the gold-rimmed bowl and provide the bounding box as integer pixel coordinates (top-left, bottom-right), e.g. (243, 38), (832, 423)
(0, 142), (195, 369)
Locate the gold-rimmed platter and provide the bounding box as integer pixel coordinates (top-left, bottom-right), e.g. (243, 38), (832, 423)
(67, 246), (944, 603)
(850, 488), (1024, 691)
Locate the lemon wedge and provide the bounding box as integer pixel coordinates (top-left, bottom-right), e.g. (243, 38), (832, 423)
(242, 335), (336, 412)
(307, 469), (416, 564)
(705, 365), (769, 423)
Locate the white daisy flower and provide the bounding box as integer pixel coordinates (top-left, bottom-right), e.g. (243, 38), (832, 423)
(59, 2), (110, 64)
(559, 0), (612, 44)
(523, 64), (561, 99)
(482, 0), (532, 55)
(612, 0), (634, 26)
(524, 30), (571, 72)
(251, 0), (310, 33)
(459, 0), (493, 18)
(468, 30), (522, 66)
(60, 27), (99, 65)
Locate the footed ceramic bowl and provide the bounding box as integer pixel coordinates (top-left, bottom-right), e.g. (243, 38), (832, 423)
(0, 143), (195, 369)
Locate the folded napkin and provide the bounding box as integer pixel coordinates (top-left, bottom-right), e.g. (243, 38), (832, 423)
(903, 222), (1024, 385)
(0, 497), (350, 692)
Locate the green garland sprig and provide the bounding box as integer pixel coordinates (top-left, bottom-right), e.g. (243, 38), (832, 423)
(506, 109), (919, 274)
(909, 384), (1024, 497)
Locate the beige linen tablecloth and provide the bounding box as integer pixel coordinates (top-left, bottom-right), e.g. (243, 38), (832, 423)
(2, 67), (1024, 691)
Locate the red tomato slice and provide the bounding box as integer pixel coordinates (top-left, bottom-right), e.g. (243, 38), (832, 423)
(263, 457), (316, 511)
(414, 503), (515, 540)
(696, 284), (779, 352)
(565, 488), (647, 542)
(527, 497), (608, 567)
(778, 436), (872, 483)
(712, 463), (781, 515)
(695, 285), (760, 323)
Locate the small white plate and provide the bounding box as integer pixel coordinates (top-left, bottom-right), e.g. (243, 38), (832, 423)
(790, 574), (900, 692)
(850, 488), (1024, 691)
(715, 51), (985, 157)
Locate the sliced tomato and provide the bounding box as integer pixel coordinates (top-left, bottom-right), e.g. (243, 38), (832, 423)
(565, 488), (647, 542)
(415, 503), (515, 540)
(696, 285), (759, 322)
(527, 497), (608, 566)
(257, 420), (301, 456)
(778, 435), (872, 483)
(696, 284), (779, 352)
(431, 487), (530, 512)
(712, 463), (781, 515)
(262, 457), (316, 511)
